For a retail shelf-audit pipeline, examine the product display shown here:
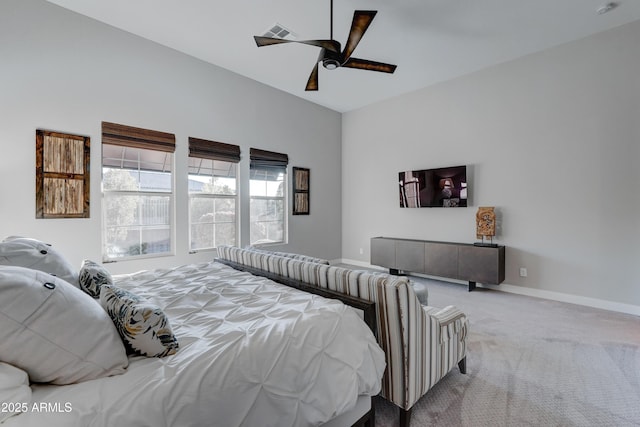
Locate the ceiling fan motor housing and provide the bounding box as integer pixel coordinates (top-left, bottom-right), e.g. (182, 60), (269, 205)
(322, 58), (340, 70)
(321, 45), (342, 70)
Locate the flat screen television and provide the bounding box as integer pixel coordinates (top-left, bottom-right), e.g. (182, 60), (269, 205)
(399, 165), (467, 208)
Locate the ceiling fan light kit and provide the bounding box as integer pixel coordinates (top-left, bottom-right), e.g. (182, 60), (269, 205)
(253, 0), (397, 91)
(323, 59), (340, 70)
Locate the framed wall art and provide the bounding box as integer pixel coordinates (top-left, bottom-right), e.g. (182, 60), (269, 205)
(292, 167), (309, 215)
(35, 129), (90, 218)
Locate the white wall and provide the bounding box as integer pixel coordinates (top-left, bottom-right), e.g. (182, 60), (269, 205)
(0, 0), (342, 274)
(342, 20), (640, 310)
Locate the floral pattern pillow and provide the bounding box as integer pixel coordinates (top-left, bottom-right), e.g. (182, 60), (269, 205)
(79, 260), (113, 298)
(99, 285), (179, 358)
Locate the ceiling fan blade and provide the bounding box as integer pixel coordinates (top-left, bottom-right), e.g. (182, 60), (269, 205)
(342, 57), (397, 73)
(305, 63), (320, 91)
(254, 36), (340, 53)
(305, 49), (326, 91)
(341, 11), (377, 62)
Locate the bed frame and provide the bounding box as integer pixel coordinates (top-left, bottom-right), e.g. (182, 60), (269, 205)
(217, 258), (377, 427)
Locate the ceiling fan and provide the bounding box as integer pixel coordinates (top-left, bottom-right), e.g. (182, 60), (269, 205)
(253, 0), (397, 91)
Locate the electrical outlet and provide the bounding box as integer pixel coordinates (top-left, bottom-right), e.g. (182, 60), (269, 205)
(359, 248), (364, 255)
(519, 267), (527, 277)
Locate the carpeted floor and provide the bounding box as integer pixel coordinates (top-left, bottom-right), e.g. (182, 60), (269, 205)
(369, 275), (640, 427)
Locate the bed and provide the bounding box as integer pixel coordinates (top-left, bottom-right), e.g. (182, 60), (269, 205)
(0, 257), (386, 427)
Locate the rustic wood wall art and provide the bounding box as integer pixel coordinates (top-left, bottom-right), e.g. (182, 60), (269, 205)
(292, 167), (310, 215)
(36, 129), (90, 218)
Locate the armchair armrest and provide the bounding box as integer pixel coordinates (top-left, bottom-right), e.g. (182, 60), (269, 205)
(424, 305), (468, 343)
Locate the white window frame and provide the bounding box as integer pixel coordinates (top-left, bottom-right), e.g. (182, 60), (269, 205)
(249, 167), (288, 246)
(101, 146), (174, 262)
(188, 158), (239, 251)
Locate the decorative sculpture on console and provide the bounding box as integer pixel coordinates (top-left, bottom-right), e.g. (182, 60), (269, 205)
(475, 206), (497, 247)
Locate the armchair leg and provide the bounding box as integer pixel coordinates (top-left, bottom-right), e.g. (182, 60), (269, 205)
(364, 399), (375, 427)
(399, 407), (413, 427)
(458, 356), (467, 374)
(395, 356), (465, 427)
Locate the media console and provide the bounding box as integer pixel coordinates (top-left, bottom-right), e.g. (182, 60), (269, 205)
(370, 237), (505, 291)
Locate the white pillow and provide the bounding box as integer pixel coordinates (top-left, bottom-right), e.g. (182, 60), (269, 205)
(100, 285), (179, 358)
(0, 266), (128, 385)
(0, 237), (79, 287)
(0, 363), (31, 423)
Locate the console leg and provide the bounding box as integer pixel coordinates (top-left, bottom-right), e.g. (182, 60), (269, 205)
(399, 407), (413, 427)
(458, 356), (467, 374)
(468, 281), (476, 292)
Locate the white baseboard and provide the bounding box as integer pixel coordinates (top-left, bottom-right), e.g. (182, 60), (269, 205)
(338, 258), (640, 317)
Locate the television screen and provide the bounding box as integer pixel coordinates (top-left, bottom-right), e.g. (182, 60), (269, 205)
(399, 165), (467, 208)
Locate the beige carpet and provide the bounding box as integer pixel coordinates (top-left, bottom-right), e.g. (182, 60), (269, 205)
(370, 275), (640, 427)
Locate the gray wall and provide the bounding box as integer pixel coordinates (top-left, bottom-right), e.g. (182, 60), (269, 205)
(342, 20), (640, 310)
(0, 0), (342, 274)
(2, 0), (638, 312)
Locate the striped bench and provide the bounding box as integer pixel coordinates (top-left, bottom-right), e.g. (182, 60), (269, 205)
(216, 245), (468, 427)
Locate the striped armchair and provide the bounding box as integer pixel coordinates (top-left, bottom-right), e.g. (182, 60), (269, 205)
(216, 246), (468, 426)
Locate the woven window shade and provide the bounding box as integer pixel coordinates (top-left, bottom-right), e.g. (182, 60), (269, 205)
(188, 137), (241, 163)
(102, 121), (175, 152)
(250, 148), (288, 170)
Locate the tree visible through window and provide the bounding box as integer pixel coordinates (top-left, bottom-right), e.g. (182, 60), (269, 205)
(189, 158), (238, 250)
(102, 146), (173, 259)
(249, 148), (288, 245)
(187, 137), (241, 250)
(101, 122), (175, 261)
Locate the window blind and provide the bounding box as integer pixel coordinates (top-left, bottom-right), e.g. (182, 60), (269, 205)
(249, 148), (288, 170)
(102, 121), (175, 152)
(188, 137), (241, 163)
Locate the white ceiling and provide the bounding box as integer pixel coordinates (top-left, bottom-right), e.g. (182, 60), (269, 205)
(46, 0), (640, 113)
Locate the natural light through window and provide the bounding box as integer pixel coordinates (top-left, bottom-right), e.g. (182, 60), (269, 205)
(102, 144), (173, 260)
(249, 168), (286, 245)
(188, 157), (238, 250)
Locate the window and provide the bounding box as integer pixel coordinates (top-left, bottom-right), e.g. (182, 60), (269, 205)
(101, 122), (175, 261)
(188, 137), (240, 251)
(249, 148), (288, 245)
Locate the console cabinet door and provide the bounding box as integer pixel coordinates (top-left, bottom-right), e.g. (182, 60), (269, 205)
(371, 238), (397, 269)
(458, 246), (503, 284)
(425, 242), (459, 279)
(396, 240), (425, 272)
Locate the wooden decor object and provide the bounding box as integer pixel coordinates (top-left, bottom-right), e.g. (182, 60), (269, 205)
(475, 206), (496, 244)
(36, 129), (90, 218)
(292, 167), (310, 215)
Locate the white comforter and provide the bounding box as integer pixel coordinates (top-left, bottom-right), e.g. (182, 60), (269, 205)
(4, 261), (385, 427)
